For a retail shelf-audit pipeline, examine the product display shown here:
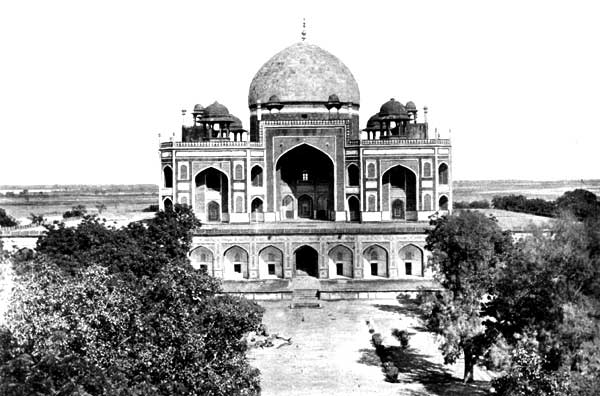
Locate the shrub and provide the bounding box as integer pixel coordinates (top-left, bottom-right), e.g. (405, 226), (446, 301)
(392, 328), (410, 349)
(382, 362), (399, 383)
(143, 204), (160, 212)
(0, 208), (17, 227)
(62, 204), (87, 219)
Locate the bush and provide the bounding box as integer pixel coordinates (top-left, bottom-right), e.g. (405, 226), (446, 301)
(392, 328), (410, 349)
(143, 204), (160, 212)
(62, 204), (87, 219)
(0, 208), (17, 227)
(382, 362), (399, 383)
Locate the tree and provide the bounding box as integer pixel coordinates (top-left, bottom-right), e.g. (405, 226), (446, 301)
(555, 189), (599, 221)
(2, 205), (264, 395)
(28, 213), (45, 226)
(0, 208), (18, 227)
(487, 218), (600, 394)
(420, 210), (513, 382)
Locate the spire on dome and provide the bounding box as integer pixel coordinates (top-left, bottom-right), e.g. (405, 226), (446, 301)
(301, 18), (306, 41)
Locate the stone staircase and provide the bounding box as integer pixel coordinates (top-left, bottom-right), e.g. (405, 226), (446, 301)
(290, 271), (321, 308)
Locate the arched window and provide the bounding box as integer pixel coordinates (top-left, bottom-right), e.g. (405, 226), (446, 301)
(438, 163), (449, 185)
(423, 193), (432, 211)
(180, 195), (188, 206)
(423, 162), (431, 178)
(298, 195), (313, 219)
(163, 166), (173, 188)
(208, 201), (220, 221)
(348, 196), (360, 221)
(368, 194), (376, 211)
(367, 163), (376, 179)
(282, 195), (294, 219)
(251, 198), (263, 213)
(163, 197), (173, 211)
(347, 164), (359, 186)
(392, 199), (405, 219)
(179, 164), (188, 180)
(234, 164), (243, 180)
(439, 195), (449, 210)
(235, 196), (244, 212)
(251, 166), (263, 187)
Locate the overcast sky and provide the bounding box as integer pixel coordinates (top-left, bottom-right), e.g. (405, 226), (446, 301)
(1, 0), (598, 185)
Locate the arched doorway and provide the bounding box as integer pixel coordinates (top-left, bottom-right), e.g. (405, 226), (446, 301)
(328, 245), (353, 278)
(276, 144), (334, 221)
(259, 246), (284, 278)
(294, 245), (319, 277)
(392, 199), (405, 219)
(195, 168), (228, 222)
(382, 165), (416, 220)
(399, 244), (424, 277)
(439, 195), (449, 210)
(224, 246), (249, 280)
(163, 197), (173, 212)
(348, 196), (360, 221)
(298, 195), (313, 218)
(363, 245), (389, 278)
(251, 198), (264, 222)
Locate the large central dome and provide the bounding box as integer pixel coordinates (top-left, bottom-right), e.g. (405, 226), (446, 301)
(248, 42), (360, 107)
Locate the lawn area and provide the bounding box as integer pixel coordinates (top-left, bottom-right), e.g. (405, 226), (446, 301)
(249, 297), (492, 396)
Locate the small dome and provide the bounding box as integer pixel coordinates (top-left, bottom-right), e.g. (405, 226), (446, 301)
(248, 42), (360, 107)
(328, 94), (340, 102)
(364, 113), (382, 131)
(405, 101), (417, 111)
(379, 98), (407, 116)
(230, 116), (245, 132)
(193, 104), (204, 113)
(204, 101), (230, 117)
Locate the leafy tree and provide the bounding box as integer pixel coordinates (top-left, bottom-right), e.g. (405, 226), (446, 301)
(0, 208), (18, 227)
(487, 218), (600, 394)
(1, 204), (264, 395)
(28, 213), (45, 226)
(420, 210), (513, 382)
(62, 204), (87, 219)
(555, 189), (599, 221)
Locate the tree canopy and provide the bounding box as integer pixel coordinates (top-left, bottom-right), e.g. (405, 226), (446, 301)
(1, 204), (264, 396)
(0, 208), (18, 227)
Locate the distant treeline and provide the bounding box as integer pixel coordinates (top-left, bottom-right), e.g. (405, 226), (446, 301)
(455, 188), (600, 220)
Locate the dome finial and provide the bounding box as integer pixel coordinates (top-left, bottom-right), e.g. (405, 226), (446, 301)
(301, 18), (307, 41)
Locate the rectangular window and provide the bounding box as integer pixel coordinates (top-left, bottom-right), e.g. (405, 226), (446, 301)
(268, 264), (276, 275)
(234, 264), (242, 273)
(371, 263), (378, 276)
(405, 262), (412, 276)
(336, 263), (344, 276)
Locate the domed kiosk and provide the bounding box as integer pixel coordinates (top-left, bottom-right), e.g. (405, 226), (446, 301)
(158, 39), (452, 289)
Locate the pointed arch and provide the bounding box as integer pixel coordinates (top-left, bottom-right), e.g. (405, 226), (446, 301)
(163, 166), (173, 188)
(294, 245), (319, 277)
(189, 246), (214, 274)
(251, 165), (263, 187)
(439, 195), (449, 211)
(328, 244), (353, 278)
(223, 246), (249, 280)
(362, 244), (389, 278)
(258, 246), (284, 278)
(163, 197), (173, 212)
(398, 243), (424, 277)
(347, 164), (359, 186)
(438, 163), (449, 185)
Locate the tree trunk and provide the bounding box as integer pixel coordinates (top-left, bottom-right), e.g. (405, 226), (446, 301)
(463, 349), (475, 383)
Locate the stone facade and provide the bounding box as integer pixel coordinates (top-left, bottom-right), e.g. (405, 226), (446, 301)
(158, 40), (452, 283)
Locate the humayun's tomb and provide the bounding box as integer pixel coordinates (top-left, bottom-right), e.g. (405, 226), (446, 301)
(158, 38), (452, 298)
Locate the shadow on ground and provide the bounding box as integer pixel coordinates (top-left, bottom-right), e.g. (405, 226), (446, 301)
(358, 346), (489, 396)
(373, 295), (429, 332)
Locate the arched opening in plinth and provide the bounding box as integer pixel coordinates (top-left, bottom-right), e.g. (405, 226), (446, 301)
(363, 244), (389, 278)
(398, 244), (424, 277)
(259, 246), (284, 279)
(276, 144), (334, 221)
(223, 246), (249, 280)
(294, 245), (319, 278)
(190, 246), (214, 275)
(328, 245), (353, 278)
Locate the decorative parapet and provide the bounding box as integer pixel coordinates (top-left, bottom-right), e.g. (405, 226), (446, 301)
(347, 138), (450, 146)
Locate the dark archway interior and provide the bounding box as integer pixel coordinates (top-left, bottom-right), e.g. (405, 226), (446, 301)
(195, 168), (229, 219)
(348, 196), (360, 221)
(383, 166), (416, 212)
(276, 144), (334, 220)
(295, 245), (319, 277)
(163, 167), (173, 188)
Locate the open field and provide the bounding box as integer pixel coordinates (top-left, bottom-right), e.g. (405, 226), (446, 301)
(250, 298), (492, 396)
(453, 179), (600, 202)
(1, 179), (597, 223)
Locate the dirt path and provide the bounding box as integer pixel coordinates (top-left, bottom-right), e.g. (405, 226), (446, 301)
(249, 298), (490, 396)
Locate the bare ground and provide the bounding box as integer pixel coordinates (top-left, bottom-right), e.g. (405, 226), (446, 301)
(249, 298), (492, 396)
